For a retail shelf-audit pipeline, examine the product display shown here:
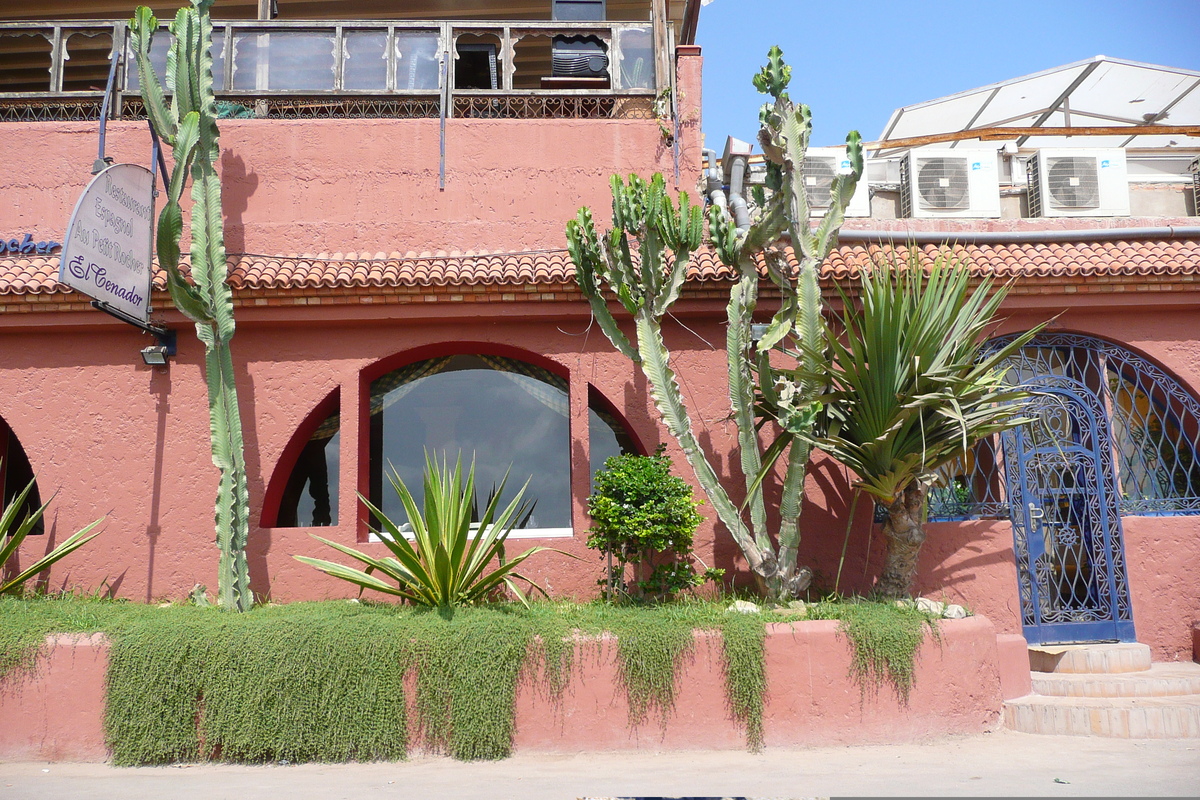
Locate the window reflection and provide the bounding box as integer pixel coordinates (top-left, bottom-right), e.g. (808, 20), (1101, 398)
(369, 355), (571, 530)
(277, 413), (339, 527)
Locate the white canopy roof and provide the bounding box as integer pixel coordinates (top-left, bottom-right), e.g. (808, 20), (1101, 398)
(876, 56), (1200, 154)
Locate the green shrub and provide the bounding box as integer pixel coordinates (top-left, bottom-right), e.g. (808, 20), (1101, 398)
(586, 450), (717, 601)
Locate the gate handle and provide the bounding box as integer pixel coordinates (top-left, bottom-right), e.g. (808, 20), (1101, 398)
(1027, 502), (1044, 521)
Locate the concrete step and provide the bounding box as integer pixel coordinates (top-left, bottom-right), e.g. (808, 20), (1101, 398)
(1031, 662), (1200, 698)
(1029, 642), (1152, 674)
(1004, 693), (1200, 737)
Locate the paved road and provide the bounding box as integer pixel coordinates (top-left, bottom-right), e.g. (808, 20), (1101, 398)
(2, 731), (1198, 799)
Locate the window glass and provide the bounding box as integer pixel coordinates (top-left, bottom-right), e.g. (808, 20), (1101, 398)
(0, 419), (42, 535)
(616, 26), (653, 90)
(588, 389), (637, 490)
(395, 31), (440, 90)
(343, 30), (387, 90)
(233, 30), (335, 91)
(370, 355), (570, 530)
(277, 413), (339, 527)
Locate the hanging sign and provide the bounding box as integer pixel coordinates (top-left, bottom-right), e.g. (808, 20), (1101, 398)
(59, 163), (155, 322)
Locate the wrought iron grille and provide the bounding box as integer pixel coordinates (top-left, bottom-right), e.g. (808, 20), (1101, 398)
(927, 332), (1200, 520)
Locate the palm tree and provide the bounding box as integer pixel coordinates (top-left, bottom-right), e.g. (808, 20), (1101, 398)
(808, 250), (1045, 599)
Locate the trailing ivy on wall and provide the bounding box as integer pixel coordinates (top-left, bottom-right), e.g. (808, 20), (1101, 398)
(99, 601), (771, 763)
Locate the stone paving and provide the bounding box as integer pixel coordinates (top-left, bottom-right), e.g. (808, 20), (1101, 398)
(2, 730), (1198, 799)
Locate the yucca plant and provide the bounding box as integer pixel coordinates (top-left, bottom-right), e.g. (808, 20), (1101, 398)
(1, 475), (102, 595)
(806, 251), (1046, 598)
(295, 454), (558, 608)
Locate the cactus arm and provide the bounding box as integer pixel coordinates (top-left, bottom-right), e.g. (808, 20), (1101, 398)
(129, 8), (177, 144)
(775, 434), (812, 592)
(132, 0), (251, 611)
(726, 271), (769, 547)
(635, 310), (766, 576)
(567, 213), (640, 363)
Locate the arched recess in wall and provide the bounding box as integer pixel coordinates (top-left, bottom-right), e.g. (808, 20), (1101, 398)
(362, 343), (639, 538)
(262, 388), (340, 528)
(928, 331), (1200, 520)
(0, 415), (43, 535)
(587, 383), (643, 487)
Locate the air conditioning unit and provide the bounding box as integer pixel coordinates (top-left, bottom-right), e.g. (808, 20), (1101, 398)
(900, 149), (1001, 218)
(802, 146), (871, 217)
(1027, 148), (1129, 217)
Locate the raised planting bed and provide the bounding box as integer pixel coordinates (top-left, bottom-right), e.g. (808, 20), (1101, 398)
(1, 615), (1029, 762)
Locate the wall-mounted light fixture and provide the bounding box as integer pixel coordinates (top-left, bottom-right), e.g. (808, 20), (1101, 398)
(750, 323), (769, 343)
(90, 300), (177, 367)
(140, 330), (177, 366)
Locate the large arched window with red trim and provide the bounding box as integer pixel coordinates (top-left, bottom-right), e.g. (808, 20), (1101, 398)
(367, 353), (638, 536)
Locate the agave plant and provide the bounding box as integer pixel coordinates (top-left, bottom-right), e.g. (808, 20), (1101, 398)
(295, 454), (558, 608)
(1, 475), (102, 595)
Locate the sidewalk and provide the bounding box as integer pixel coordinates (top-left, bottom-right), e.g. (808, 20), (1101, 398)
(2, 730), (1198, 799)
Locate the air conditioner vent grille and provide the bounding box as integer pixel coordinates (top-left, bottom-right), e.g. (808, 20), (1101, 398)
(1047, 156), (1100, 209)
(916, 157), (970, 209)
(801, 157), (837, 208)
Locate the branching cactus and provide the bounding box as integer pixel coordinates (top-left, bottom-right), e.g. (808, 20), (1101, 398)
(131, 0), (252, 611)
(567, 47), (862, 601)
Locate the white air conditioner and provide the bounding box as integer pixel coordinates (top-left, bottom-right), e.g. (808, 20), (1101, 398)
(801, 146), (871, 217)
(1027, 148), (1129, 217)
(900, 149), (1001, 218)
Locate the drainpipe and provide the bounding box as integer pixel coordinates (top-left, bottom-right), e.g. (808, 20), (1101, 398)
(722, 136), (754, 232)
(830, 225), (1200, 245)
(703, 149), (727, 216)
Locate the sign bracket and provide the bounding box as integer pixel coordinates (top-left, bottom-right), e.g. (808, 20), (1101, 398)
(90, 299), (176, 359)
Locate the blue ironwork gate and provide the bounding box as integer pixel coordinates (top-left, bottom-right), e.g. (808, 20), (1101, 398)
(1003, 375), (1135, 644)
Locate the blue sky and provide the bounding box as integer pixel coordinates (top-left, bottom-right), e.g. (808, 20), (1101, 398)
(695, 0), (1200, 149)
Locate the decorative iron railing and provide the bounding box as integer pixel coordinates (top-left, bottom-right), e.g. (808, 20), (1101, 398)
(0, 19), (665, 121)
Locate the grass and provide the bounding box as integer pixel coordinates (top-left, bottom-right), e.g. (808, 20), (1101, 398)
(0, 593), (944, 763)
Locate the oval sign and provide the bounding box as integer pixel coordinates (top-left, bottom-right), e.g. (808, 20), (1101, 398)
(59, 163), (155, 322)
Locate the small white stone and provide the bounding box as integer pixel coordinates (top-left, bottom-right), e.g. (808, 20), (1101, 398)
(916, 597), (945, 615)
(943, 604), (968, 619)
(894, 599), (916, 610)
(726, 600), (761, 614)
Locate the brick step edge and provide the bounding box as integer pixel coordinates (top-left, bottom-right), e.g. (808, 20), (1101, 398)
(1003, 694), (1200, 737)
(1031, 663), (1200, 698)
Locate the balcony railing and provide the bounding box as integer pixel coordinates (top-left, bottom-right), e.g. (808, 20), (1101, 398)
(0, 19), (668, 121)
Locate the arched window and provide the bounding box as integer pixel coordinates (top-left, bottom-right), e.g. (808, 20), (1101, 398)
(368, 353), (637, 536)
(267, 390), (340, 528)
(0, 417), (42, 535)
(928, 333), (1200, 520)
(588, 384), (639, 490)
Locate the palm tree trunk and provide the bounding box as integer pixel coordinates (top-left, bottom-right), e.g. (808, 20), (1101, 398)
(876, 482), (927, 599)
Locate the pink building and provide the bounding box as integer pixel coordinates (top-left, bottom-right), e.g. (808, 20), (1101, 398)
(1, 3), (1198, 662)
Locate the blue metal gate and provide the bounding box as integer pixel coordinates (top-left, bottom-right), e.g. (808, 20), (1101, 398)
(1003, 375), (1135, 644)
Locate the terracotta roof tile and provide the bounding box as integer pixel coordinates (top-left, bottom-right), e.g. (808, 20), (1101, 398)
(2, 239), (1198, 301)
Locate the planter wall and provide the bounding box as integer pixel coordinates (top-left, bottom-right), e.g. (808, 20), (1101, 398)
(0, 616), (1027, 762)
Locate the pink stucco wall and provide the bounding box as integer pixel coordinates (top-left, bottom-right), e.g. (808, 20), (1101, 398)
(0, 634), (109, 762)
(1, 46), (1199, 660)
(0, 617), (1010, 762)
(5, 50), (704, 257)
(3, 298), (1198, 659)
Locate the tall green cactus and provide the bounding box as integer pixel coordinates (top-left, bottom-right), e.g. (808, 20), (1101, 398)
(131, 0), (252, 611)
(567, 47), (862, 600)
